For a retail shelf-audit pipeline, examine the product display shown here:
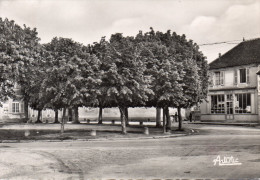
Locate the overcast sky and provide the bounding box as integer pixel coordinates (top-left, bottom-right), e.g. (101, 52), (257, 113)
(0, 0), (259, 62)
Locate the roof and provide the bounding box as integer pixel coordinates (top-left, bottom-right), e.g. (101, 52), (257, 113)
(209, 38), (260, 70)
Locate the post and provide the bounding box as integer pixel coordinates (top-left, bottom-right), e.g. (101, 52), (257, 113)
(90, 129), (96, 136)
(144, 127), (149, 135)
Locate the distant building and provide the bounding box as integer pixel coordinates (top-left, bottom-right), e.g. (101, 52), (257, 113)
(200, 38), (260, 123)
(0, 84), (25, 121)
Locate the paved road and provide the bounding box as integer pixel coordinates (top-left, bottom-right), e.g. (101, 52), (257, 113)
(1, 124), (260, 179)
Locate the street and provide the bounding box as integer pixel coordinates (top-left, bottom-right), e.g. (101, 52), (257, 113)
(1, 124), (260, 179)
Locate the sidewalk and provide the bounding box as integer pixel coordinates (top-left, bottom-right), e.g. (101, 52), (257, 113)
(0, 122), (192, 142)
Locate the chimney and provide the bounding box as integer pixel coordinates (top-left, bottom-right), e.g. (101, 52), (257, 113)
(219, 53), (221, 58)
(243, 37), (245, 41)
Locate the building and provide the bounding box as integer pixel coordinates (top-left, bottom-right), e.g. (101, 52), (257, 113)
(0, 84), (25, 122)
(200, 38), (260, 123)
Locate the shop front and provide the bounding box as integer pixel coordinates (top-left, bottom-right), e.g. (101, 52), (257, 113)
(200, 88), (258, 122)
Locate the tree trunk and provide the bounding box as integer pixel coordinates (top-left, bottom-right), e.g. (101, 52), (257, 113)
(125, 107), (129, 126)
(165, 106), (171, 132)
(68, 108), (72, 122)
(119, 107), (127, 134)
(156, 107), (161, 127)
(24, 99), (29, 121)
(72, 107), (80, 124)
(61, 108), (66, 134)
(98, 107), (103, 124)
(54, 109), (59, 123)
(74, 107), (79, 123)
(35, 109), (42, 123)
(178, 107), (182, 130)
(162, 107), (166, 133)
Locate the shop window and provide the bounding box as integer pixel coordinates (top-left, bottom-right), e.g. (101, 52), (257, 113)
(235, 93), (251, 113)
(211, 95), (225, 114)
(12, 102), (20, 113)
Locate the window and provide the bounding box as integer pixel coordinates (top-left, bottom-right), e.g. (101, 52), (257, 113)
(211, 95), (225, 114)
(214, 71), (224, 85)
(215, 72), (220, 85)
(12, 102), (19, 113)
(235, 93), (251, 113)
(240, 69), (246, 83)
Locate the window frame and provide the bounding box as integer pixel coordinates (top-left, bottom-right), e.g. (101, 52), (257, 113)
(234, 93), (251, 114)
(239, 68), (247, 83)
(211, 94), (225, 114)
(12, 102), (20, 113)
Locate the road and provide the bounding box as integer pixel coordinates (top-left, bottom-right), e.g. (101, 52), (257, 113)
(1, 124), (260, 179)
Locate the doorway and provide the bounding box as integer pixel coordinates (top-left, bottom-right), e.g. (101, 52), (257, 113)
(226, 94), (234, 120)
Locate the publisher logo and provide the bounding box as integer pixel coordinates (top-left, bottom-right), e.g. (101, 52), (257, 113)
(213, 155), (242, 166)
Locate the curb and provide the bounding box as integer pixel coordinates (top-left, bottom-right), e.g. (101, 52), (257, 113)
(0, 132), (192, 143)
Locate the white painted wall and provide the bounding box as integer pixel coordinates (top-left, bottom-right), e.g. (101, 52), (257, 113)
(224, 70), (234, 86)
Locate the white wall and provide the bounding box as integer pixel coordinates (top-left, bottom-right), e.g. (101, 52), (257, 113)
(225, 70), (234, 86)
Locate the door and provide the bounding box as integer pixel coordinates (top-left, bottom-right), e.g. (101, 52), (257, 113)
(226, 94), (234, 120)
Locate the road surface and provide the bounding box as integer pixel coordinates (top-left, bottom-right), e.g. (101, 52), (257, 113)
(1, 124), (260, 179)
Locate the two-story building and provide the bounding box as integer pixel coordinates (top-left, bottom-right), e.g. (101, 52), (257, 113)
(200, 38), (260, 123)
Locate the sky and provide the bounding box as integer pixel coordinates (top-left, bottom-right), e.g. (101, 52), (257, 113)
(0, 0), (259, 62)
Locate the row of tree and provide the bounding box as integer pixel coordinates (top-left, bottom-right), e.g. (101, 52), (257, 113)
(0, 18), (208, 134)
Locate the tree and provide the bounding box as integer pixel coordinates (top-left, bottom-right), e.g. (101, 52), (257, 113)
(0, 18), (42, 122)
(89, 37), (110, 124)
(134, 29), (183, 132)
(26, 54), (47, 123)
(43, 37), (101, 132)
(96, 34), (153, 134)
(135, 29), (208, 131)
(155, 31), (208, 130)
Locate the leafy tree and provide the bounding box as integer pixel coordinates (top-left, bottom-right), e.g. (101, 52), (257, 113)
(43, 37), (101, 132)
(97, 33), (153, 134)
(154, 31), (208, 130)
(135, 29), (208, 131)
(26, 47), (50, 123)
(0, 18), (41, 122)
(89, 37), (111, 124)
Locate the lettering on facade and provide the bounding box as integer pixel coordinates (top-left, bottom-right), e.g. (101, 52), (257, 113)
(213, 155), (242, 166)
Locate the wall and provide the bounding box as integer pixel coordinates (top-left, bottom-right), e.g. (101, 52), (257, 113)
(209, 64), (258, 90)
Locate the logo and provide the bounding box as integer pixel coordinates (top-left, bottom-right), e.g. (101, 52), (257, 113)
(213, 155), (242, 166)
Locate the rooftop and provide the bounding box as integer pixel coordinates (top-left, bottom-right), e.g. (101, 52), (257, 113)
(209, 38), (260, 70)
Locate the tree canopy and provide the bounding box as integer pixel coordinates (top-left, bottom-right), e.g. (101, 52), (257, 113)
(0, 17), (208, 133)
